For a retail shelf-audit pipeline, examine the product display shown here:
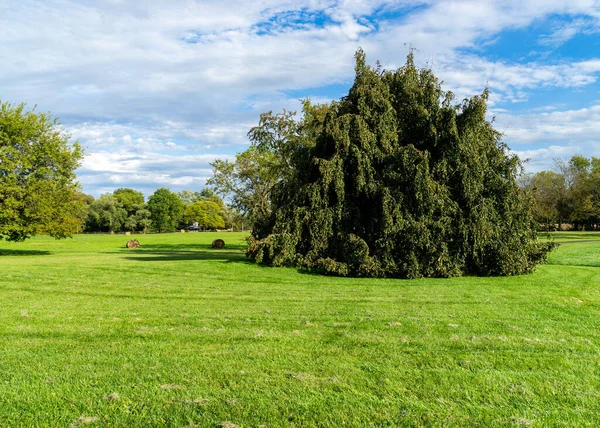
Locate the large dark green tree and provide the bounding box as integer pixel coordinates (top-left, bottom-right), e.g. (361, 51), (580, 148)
(0, 101), (86, 241)
(246, 50), (553, 278)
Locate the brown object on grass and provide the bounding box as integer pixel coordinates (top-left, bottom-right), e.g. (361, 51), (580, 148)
(212, 239), (225, 249)
(126, 239), (140, 249)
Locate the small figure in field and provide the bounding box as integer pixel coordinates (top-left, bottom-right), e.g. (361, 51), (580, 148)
(212, 239), (225, 249)
(126, 239), (140, 249)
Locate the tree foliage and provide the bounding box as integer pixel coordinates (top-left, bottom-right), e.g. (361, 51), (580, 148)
(147, 188), (183, 232)
(86, 194), (127, 233)
(522, 170), (568, 230)
(113, 188), (144, 216)
(0, 101), (85, 241)
(525, 156), (600, 231)
(559, 156), (600, 229)
(246, 50), (553, 278)
(178, 188), (231, 229)
(207, 102), (328, 225)
(84, 188), (151, 233)
(182, 200), (225, 230)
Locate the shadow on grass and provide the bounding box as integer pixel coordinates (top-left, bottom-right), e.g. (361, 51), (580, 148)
(0, 249), (51, 257)
(117, 242), (252, 264)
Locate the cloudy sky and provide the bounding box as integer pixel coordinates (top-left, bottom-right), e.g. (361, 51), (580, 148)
(2, 0), (600, 197)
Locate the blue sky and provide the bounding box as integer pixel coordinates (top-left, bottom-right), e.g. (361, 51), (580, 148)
(1, 0), (600, 197)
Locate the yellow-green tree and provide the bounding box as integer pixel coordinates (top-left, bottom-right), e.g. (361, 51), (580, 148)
(182, 201), (225, 230)
(0, 101), (85, 241)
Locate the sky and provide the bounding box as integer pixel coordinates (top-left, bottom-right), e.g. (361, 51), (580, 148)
(2, 0), (600, 198)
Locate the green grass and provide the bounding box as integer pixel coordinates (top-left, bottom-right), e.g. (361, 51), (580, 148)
(1, 232), (600, 427)
(539, 231), (600, 243)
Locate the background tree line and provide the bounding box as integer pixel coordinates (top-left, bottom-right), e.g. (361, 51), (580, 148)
(82, 187), (247, 233)
(523, 156), (600, 231)
(1, 98), (249, 239)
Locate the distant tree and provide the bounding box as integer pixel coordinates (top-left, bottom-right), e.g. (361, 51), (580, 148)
(177, 190), (203, 206)
(113, 188), (144, 215)
(178, 188), (231, 228)
(124, 207), (151, 233)
(229, 208), (249, 231)
(246, 49), (553, 278)
(86, 194), (127, 233)
(147, 188), (183, 232)
(182, 200), (225, 230)
(566, 157), (600, 229)
(525, 171), (567, 230)
(79, 193), (95, 207)
(112, 188), (150, 233)
(549, 156), (600, 229)
(0, 101), (86, 241)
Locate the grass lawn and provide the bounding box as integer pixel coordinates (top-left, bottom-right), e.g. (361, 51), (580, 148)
(1, 232), (600, 427)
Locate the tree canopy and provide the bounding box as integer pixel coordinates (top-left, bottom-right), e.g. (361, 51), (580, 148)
(526, 156), (600, 230)
(147, 188), (183, 232)
(113, 188), (144, 215)
(0, 101), (85, 241)
(245, 50), (553, 278)
(208, 102), (328, 225)
(182, 200), (225, 230)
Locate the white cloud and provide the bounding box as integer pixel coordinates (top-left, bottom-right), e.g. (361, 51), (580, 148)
(496, 104), (600, 171)
(79, 150), (234, 197)
(430, 55), (600, 103)
(2, 0), (600, 194)
(498, 104), (600, 145)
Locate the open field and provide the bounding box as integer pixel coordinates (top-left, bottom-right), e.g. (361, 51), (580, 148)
(1, 233), (600, 426)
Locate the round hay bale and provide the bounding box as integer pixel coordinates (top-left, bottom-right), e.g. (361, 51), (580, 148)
(212, 239), (225, 249)
(126, 239), (140, 249)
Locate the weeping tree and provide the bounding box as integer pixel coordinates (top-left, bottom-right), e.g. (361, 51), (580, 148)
(246, 50), (554, 278)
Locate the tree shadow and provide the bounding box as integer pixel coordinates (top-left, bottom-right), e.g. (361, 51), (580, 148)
(0, 249), (51, 257)
(116, 243), (252, 264)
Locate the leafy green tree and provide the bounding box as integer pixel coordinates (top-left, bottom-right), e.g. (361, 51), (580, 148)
(246, 50), (553, 278)
(136, 209), (153, 233)
(0, 101), (86, 241)
(86, 194), (127, 232)
(177, 190), (203, 206)
(550, 156), (600, 229)
(525, 171), (567, 230)
(112, 188), (150, 233)
(229, 208), (249, 231)
(182, 200), (225, 230)
(113, 188), (144, 215)
(178, 188), (231, 228)
(563, 156), (600, 229)
(147, 188), (183, 232)
(208, 102), (328, 226)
